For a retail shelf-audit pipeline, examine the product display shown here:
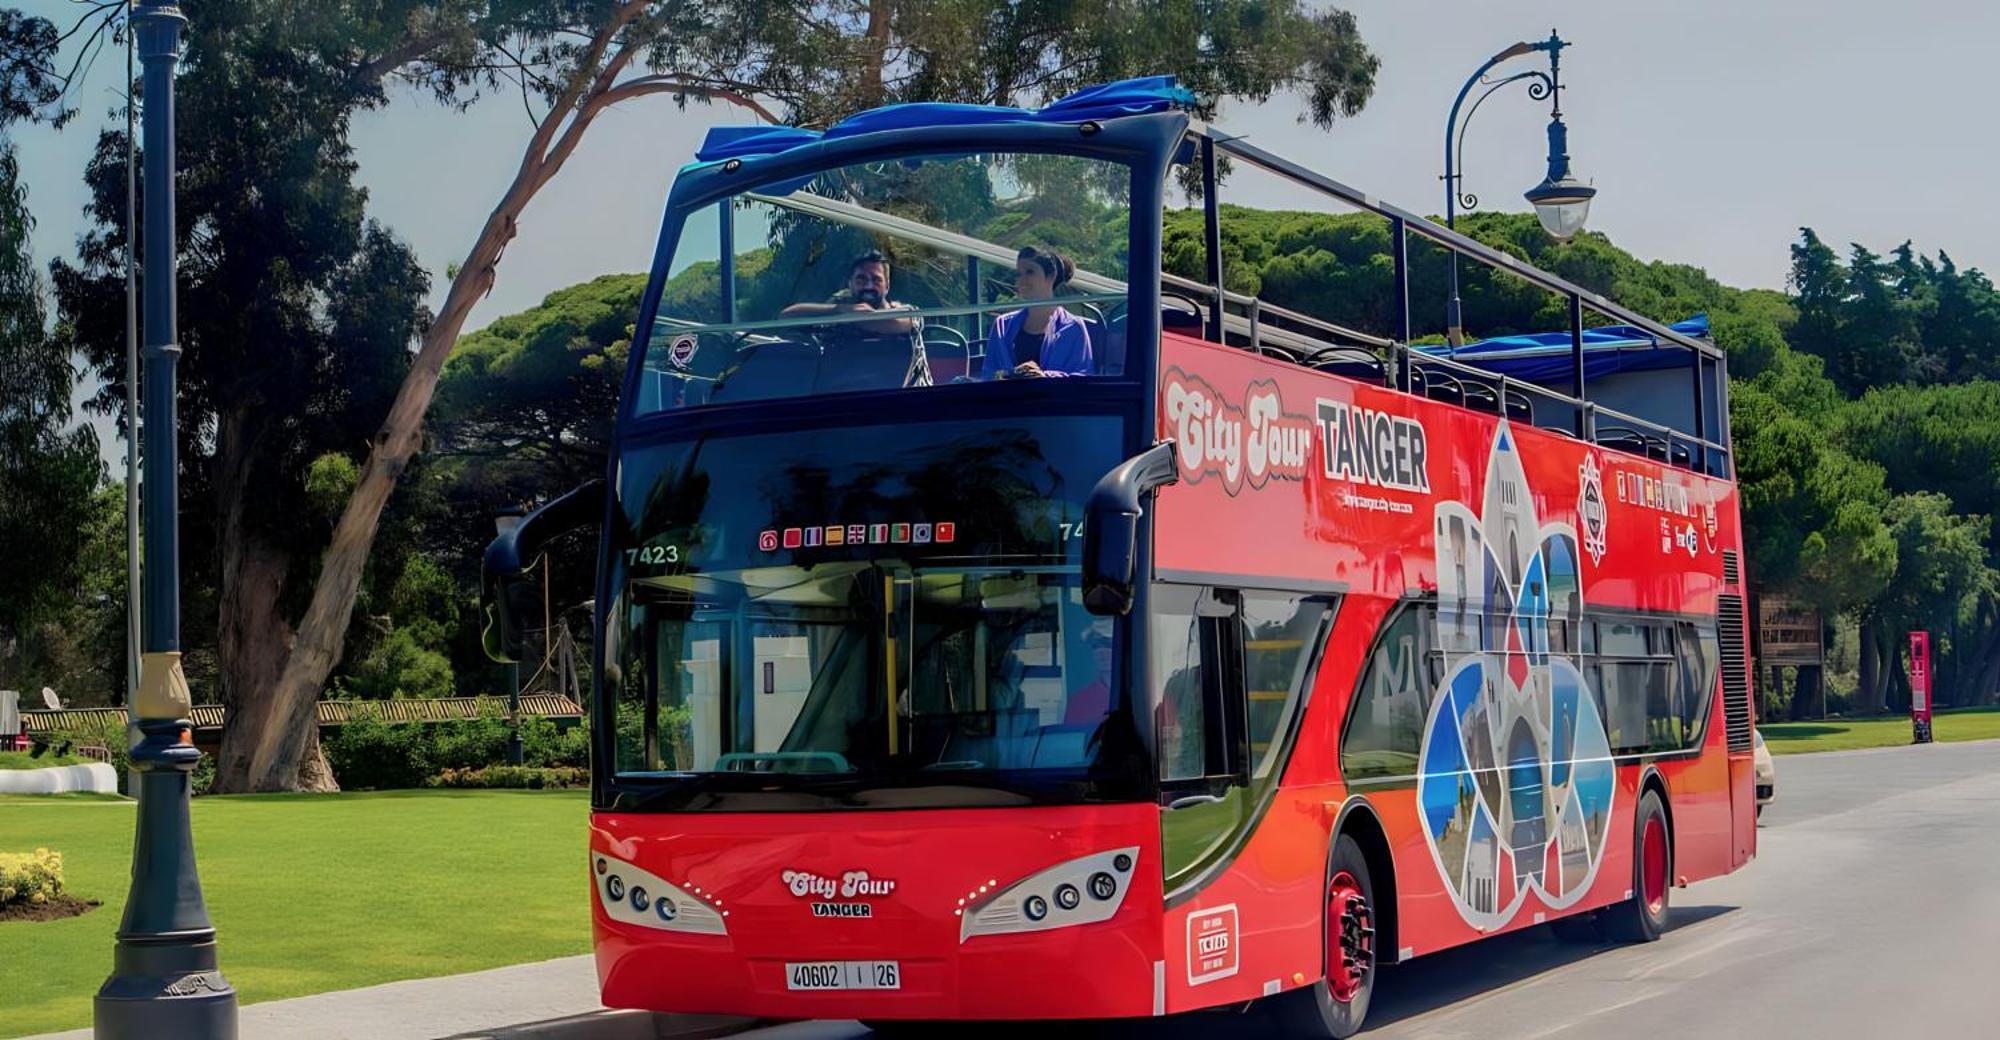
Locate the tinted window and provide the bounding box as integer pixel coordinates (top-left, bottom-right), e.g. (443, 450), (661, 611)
(1155, 585), (1332, 890)
(1586, 615), (1715, 755)
(1242, 592), (1324, 778)
(1341, 603), (1439, 781)
(1152, 588), (1208, 782)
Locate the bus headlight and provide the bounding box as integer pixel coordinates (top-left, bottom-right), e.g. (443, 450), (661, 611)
(959, 847), (1139, 943)
(592, 853), (727, 936)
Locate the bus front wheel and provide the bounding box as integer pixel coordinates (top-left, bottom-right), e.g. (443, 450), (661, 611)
(1603, 788), (1671, 943)
(1268, 833), (1377, 1038)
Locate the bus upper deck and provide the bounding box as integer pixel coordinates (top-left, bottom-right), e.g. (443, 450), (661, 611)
(624, 78), (1729, 483)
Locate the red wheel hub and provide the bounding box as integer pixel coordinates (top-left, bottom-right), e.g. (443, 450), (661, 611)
(1641, 814), (1668, 915)
(1325, 871), (1375, 1004)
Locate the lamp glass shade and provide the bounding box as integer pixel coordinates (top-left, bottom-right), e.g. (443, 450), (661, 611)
(1526, 177), (1595, 241)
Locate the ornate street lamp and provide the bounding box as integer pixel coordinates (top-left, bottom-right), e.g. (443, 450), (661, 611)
(96, 4), (239, 1037)
(1442, 30), (1595, 344)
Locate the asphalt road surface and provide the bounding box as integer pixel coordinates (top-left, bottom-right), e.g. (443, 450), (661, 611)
(731, 739), (2000, 1040)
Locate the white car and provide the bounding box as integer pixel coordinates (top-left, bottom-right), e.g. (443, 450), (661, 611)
(1753, 729), (1775, 817)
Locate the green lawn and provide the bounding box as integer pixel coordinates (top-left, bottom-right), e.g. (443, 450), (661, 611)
(1760, 705), (2000, 754)
(0, 789), (591, 1037)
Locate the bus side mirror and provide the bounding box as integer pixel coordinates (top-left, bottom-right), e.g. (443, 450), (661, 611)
(482, 480), (607, 663)
(1082, 442), (1178, 616)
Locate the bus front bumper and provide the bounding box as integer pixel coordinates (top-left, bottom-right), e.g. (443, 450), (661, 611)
(589, 803), (1166, 1020)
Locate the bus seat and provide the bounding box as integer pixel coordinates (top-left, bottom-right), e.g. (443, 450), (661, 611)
(709, 341), (821, 403)
(1461, 382), (1501, 415)
(815, 334), (919, 394)
(1162, 306), (1204, 333)
(1094, 314), (1128, 376)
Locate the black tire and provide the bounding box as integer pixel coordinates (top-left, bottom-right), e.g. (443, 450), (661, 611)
(859, 1022), (942, 1039)
(1267, 833), (1378, 1038)
(1547, 912), (1602, 944)
(1603, 788), (1671, 943)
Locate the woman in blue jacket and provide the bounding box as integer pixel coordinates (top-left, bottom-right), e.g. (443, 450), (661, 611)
(982, 246), (1093, 379)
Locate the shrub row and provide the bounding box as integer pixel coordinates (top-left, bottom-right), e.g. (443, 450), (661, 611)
(426, 765), (589, 790)
(0, 848), (65, 907)
(322, 712), (588, 791)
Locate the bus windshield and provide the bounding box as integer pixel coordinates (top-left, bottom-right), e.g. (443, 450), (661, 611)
(633, 151), (1133, 414)
(605, 413), (1137, 801)
(621, 566), (1115, 776)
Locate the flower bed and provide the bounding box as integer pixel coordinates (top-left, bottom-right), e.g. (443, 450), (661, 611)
(0, 848), (99, 923)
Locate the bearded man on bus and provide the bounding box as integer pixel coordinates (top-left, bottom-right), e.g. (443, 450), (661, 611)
(781, 249), (917, 336)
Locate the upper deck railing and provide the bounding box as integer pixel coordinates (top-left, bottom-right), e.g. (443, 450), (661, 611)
(1185, 123), (1731, 478)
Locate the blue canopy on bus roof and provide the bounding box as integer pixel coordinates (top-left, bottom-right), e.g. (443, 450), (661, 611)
(1417, 315), (1711, 383)
(693, 76), (1197, 163)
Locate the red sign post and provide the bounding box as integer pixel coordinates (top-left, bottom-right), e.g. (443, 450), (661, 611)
(1909, 631), (1934, 744)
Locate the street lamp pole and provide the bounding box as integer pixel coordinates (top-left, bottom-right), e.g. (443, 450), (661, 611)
(96, 4), (239, 1037)
(1441, 30), (1593, 346)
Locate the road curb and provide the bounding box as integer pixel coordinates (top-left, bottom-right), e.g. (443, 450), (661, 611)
(436, 1009), (767, 1039)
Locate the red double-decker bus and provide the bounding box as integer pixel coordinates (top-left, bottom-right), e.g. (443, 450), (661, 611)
(482, 77), (1756, 1037)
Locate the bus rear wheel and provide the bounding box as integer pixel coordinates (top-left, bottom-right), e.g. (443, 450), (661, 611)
(1603, 788), (1671, 943)
(1268, 833), (1377, 1038)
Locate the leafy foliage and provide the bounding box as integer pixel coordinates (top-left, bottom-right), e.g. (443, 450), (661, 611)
(0, 135), (104, 695)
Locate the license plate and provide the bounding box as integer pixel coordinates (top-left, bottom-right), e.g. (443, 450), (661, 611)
(785, 960), (901, 991)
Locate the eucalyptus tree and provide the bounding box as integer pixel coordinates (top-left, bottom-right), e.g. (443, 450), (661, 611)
(241, 0), (1381, 790)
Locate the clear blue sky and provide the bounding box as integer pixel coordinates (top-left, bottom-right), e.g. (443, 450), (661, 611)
(15, 0), (2000, 466)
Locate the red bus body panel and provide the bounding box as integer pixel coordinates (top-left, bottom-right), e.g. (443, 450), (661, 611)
(592, 805), (1166, 1019)
(1153, 333), (1754, 966)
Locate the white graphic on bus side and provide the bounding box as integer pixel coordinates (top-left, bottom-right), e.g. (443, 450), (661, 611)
(1421, 422), (1615, 931)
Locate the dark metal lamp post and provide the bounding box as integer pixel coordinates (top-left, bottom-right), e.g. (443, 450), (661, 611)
(1442, 29), (1595, 344)
(96, 3), (239, 1037)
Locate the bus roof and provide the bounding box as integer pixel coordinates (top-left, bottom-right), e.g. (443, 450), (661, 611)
(693, 76), (1197, 165)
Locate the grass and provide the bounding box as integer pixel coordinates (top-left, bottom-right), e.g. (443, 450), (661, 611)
(0, 789), (591, 1038)
(0, 750), (91, 770)
(1760, 705), (2000, 754)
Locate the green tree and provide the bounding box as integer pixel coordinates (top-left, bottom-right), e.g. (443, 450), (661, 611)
(0, 132), (104, 692)
(52, 5), (432, 790)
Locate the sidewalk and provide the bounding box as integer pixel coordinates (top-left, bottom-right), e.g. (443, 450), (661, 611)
(26, 956), (759, 1040)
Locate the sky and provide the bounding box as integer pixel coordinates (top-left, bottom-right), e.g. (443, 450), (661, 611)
(15, 0), (2000, 469)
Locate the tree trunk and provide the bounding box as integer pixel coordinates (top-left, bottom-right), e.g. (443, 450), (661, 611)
(1858, 619), (1885, 714)
(210, 410), (336, 793)
(244, 120), (552, 791)
(1886, 631), (1910, 714)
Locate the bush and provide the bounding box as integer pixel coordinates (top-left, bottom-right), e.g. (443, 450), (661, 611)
(343, 628), (456, 701)
(0, 848), (65, 907)
(190, 753), (216, 797)
(322, 715), (431, 791)
(426, 765), (588, 790)
(49, 716), (131, 793)
(519, 716), (589, 769)
(323, 710), (592, 790)
(429, 713), (513, 772)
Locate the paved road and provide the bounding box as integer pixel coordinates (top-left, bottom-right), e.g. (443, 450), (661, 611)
(728, 739), (2000, 1039)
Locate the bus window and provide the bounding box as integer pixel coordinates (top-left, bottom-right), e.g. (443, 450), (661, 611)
(1152, 588), (1210, 783)
(1674, 620), (1719, 748)
(1241, 592), (1325, 777)
(1340, 603), (1439, 782)
(1157, 585), (1332, 891)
